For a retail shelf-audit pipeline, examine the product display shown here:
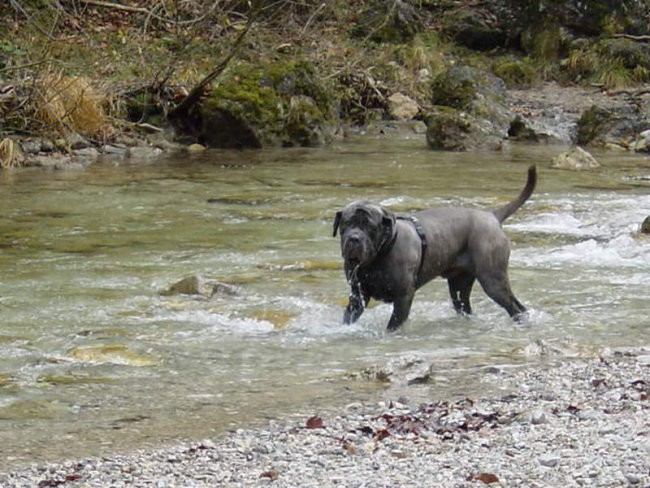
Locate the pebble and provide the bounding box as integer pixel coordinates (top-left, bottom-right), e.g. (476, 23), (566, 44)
(0, 354), (648, 487)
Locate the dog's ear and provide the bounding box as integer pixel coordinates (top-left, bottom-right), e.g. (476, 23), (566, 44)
(333, 211), (342, 237)
(382, 212), (396, 237)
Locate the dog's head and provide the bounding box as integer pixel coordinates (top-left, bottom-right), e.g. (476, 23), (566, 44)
(333, 201), (396, 269)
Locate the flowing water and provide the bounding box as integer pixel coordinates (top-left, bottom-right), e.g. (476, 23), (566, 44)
(0, 136), (648, 469)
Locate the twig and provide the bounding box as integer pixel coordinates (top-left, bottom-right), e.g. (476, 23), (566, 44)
(0, 60), (51, 74)
(612, 33), (650, 42)
(607, 86), (650, 97)
(8, 0), (57, 40)
(70, 0), (148, 14)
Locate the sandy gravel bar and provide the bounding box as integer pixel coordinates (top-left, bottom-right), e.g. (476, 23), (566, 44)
(1, 349), (648, 487)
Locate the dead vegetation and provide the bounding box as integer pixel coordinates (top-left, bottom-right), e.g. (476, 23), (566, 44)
(34, 73), (112, 138)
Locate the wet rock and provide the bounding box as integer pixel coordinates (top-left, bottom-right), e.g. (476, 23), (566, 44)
(509, 108), (576, 145)
(387, 92), (419, 121)
(640, 216), (650, 234)
(23, 154), (72, 170)
(126, 146), (163, 160)
(67, 344), (158, 366)
(0, 399), (65, 420)
(211, 282), (239, 297)
(551, 146), (600, 170)
(576, 105), (646, 149)
(633, 129), (650, 153)
(356, 355), (432, 386)
(162, 275), (205, 296)
(73, 147), (100, 164)
(101, 144), (127, 156)
(162, 275), (239, 298)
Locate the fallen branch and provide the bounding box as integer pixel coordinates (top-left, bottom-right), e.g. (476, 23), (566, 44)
(607, 86), (650, 97)
(69, 0), (148, 14)
(612, 33), (650, 42)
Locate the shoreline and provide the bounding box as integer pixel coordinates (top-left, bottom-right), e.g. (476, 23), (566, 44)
(1, 349), (647, 487)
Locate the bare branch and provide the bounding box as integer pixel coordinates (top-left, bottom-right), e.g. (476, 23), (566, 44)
(167, 14), (256, 122)
(612, 33), (650, 42)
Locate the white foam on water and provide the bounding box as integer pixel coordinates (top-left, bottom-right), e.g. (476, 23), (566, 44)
(516, 235), (649, 270)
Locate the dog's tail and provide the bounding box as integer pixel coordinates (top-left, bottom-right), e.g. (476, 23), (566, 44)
(493, 165), (537, 223)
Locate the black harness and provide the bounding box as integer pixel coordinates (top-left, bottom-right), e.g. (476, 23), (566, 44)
(397, 216), (428, 286)
(348, 215), (428, 309)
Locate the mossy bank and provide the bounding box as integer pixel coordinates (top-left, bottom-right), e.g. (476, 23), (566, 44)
(1, 0), (650, 167)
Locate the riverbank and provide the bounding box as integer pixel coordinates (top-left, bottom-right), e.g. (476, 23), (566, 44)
(2, 1), (650, 167)
(1, 349), (647, 487)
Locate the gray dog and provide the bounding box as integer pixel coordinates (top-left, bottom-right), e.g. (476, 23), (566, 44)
(333, 165), (536, 331)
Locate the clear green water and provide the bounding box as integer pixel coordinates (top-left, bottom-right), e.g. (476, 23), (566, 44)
(0, 136), (648, 468)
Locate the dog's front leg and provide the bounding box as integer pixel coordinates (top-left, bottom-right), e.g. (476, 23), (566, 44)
(343, 288), (367, 324)
(386, 293), (414, 332)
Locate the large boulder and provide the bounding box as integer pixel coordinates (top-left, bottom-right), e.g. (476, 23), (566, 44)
(425, 66), (512, 151)
(425, 107), (504, 152)
(439, 8), (508, 50)
(434, 1), (649, 52)
(551, 146), (600, 170)
(352, 0), (424, 43)
(199, 61), (338, 148)
(576, 105), (649, 149)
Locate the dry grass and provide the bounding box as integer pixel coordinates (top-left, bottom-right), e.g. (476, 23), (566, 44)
(0, 138), (21, 168)
(33, 73), (112, 138)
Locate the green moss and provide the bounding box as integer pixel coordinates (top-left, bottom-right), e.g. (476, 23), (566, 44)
(576, 105), (613, 145)
(431, 71), (476, 109)
(201, 59), (336, 147)
(493, 59), (539, 88)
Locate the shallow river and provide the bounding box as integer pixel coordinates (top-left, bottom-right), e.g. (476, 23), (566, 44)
(0, 135), (648, 468)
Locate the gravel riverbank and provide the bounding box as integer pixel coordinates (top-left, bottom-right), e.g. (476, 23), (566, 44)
(1, 349), (648, 487)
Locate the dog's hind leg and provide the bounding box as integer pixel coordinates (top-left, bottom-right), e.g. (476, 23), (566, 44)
(476, 270), (527, 320)
(447, 271), (475, 315)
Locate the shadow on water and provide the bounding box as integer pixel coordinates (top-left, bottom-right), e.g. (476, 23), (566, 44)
(0, 137), (648, 468)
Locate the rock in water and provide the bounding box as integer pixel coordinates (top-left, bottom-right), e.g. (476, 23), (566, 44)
(551, 146), (600, 170)
(162, 275), (204, 296)
(641, 216), (650, 234)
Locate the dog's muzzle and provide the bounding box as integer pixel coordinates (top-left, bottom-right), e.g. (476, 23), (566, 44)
(342, 232), (370, 267)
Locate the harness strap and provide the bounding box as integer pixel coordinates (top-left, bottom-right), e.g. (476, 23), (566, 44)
(398, 216), (428, 285)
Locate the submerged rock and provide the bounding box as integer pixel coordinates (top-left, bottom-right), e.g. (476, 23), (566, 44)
(163, 275), (205, 296)
(551, 146), (600, 170)
(162, 274), (239, 298)
(67, 344), (158, 366)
